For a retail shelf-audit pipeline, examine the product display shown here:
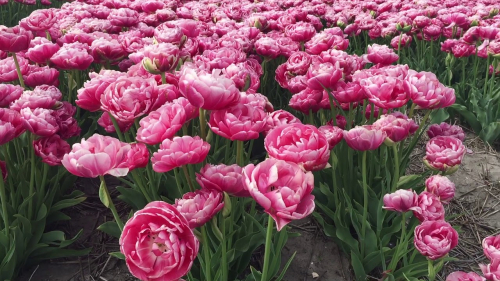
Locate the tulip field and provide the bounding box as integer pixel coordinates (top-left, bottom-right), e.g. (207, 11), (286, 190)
(3, 0), (500, 280)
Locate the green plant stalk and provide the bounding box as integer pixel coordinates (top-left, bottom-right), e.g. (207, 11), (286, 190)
(99, 175), (124, 231)
(308, 109), (314, 125)
(199, 108), (207, 141)
(236, 140), (244, 166)
(460, 58), (466, 92)
(108, 113), (125, 142)
(131, 170), (153, 202)
(0, 167), (9, 240)
(11, 52), (25, 88)
(38, 163), (49, 208)
(247, 139), (254, 163)
(28, 134), (36, 219)
(489, 58), (498, 99)
(428, 259), (436, 281)
(387, 212), (406, 271)
(330, 152), (339, 205)
(391, 145), (400, 192)
(45, 30), (51, 41)
(403, 110), (431, 163)
(201, 225), (212, 281)
(221, 216), (228, 281)
(161, 72), (167, 85)
(182, 165), (194, 192)
(484, 55), (491, 97)
(397, 34), (402, 64)
(173, 168), (184, 196)
(360, 151), (368, 257)
(261, 214), (274, 281)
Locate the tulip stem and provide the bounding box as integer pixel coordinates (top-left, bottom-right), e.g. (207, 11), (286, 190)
(28, 134), (36, 219)
(360, 151), (368, 257)
(173, 168), (184, 196)
(397, 34), (402, 64)
(391, 145), (400, 192)
(131, 170), (153, 202)
(38, 163), (49, 208)
(261, 214), (274, 281)
(388, 212), (406, 271)
(161, 72), (167, 85)
(221, 216), (228, 281)
(0, 166), (9, 240)
(11, 53), (25, 88)
(428, 259), (436, 281)
(236, 140), (244, 166)
(99, 176), (124, 231)
(182, 165), (194, 192)
(199, 108), (207, 141)
(308, 109), (314, 126)
(45, 30), (51, 41)
(108, 113), (125, 142)
(484, 55), (491, 97)
(201, 225), (212, 281)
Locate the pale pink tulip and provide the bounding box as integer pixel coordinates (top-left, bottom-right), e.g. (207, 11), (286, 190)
(196, 164), (249, 197)
(174, 189), (224, 229)
(152, 136), (210, 173)
(209, 103), (267, 141)
(136, 103), (186, 145)
(424, 136), (465, 173)
(413, 191), (445, 222)
(343, 125), (386, 151)
(383, 189), (419, 213)
(425, 175), (456, 203)
(483, 235), (500, 261)
(414, 220), (458, 260)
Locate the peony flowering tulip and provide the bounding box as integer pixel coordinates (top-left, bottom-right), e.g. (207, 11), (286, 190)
(289, 88), (324, 114)
(391, 34), (412, 50)
(136, 103), (186, 145)
(286, 51), (313, 75)
(483, 234), (500, 261)
(209, 103), (267, 141)
(20, 107), (59, 137)
(414, 220), (458, 260)
(265, 124), (330, 171)
(0, 26), (32, 53)
(427, 123), (465, 141)
(0, 84), (23, 108)
(152, 136), (210, 173)
(24, 66), (59, 88)
(424, 136), (466, 173)
(90, 38), (127, 65)
(50, 44), (94, 71)
(0, 108), (26, 145)
(33, 134), (71, 166)
(0, 56), (29, 83)
(318, 125), (343, 149)
(142, 43), (180, 74)
(255, 37), (281, 59)
(21, 9), (56, 31)
(25, 41), (60, 64)
(383, 189), (419, 213)
(108, 8), (139, 27)
(264, 110), (301, 135)
(243, 158), (315, 231)
(285, 22), (316, 42)
(373, 113), (415, 144)
(446, 271), (485, 281)
(343, 125), (386, 151)
(480, 260), (500, 281)
(306, 62), (343, 90)
(360, 75), (409, 109)
(196, 164), (249, 197)
(405, 70), (456, 109)
(174, 189), (224, 229)
(61, 134), (131, 178)
(413, 191), (445, 222)
(10, 85), (62, 112)
(331, 81), (365, 104)
(77, 70), (125, 112)
(366, 44), (399, 65)
(425, 175), (456, 203)
(51, 102), (80, 140)
(120, 201), (199, 281)
(97, 112), (133, 134)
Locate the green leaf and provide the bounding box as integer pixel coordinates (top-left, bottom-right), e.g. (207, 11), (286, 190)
(350, 251), (366, 281)
(449, 104), (482, 134)
(116, 186), (147, 210)
(429, 108), (449, 124)
(50, 197), (86, 213)
(41, 231), (65, 244)
(250, 266), (262, 280)
(479, 121), (500, 143)
(36, 204), (48, 221)
(109, 252), (125, 260)
(97, 221), (121, 238)
(275, 251), (296, 281)
(99, 180), (110, 208)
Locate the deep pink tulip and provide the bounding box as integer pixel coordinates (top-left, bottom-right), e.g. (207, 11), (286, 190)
(178, 67), (240, 110)
(405, 70), (456, 109)
(364, 104), (388, 120)
(383, 189), (419, 213)
(52, 101), (80, 140)
(20, 107), (58, 137)
(120, 201), (199, 281)
(136, 103), (186, 145)
(125, 143), (149, 171)
(24, 66), (59, 88)
(265, 123), (330, 171)
(343, 125), (386, 151)
(101, 77), (164, 122)
(327, 115), (347, 130)
(174, 189), (224, 229)
(424, 136), (465, 173)
(264, 110), (301, 135)
(196, 164), (249, 197)
(423, 24), (442, 41)
(360, 75), (409, 109)
(414, 16), (431, 29)
(413, 191), (445, 222)
(391, 34), (412, 50)
(108, 8), (139, 27)
(154, 25), (183, 45)
(10, 85), (62, 111)
(254, 37), (281, 59)
(318, 125), (343, 149)
(306, 62), (343, 90)
(480, 260), (500, 281)
(142, 43), (180, 74)
(0, 56), (29, 83)
(366, 44), (399, 65)
(289, 88), (324, 114)
(33, 134), (70, 166)
(441, 39), (459, 53)
(0, 108), (26, 145)
(427, 123), (465, 141)
(209, 103), (267, 141)
(21, 9), (56, 31)
(202, 47), (247, 70)
(425, 175), (456, 204)
(331, 81), (365, 104)
(50, 45), (94, 71)
(90, 38), (127, 64)
(172, 97), (198, 122)
(61, 134), (131, 178)
(373, 113), (414, 144)
(25, 41), (60, 64)
(286, 51), (312, 75)
(414, 220), (458, 260)
(152, 136), (210, 173)
(483, 235), (500, 261)
(77, 70), (125, 112)
(0, 26), (32, 53)
(97, 112), (133, 133)
(0, 84), (23, 107)
(446, 271), (485, 281)
(285, 22), (316, 42)
(243, 158), (315, 231)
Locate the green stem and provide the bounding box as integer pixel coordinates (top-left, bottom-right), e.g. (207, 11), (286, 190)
(45, 30), (51, 41)
(308, 109), (314, 125)
(199, 108), (206, 141)
(391, 145), (400, 192)
(387, 212), (406, 271)
(0, 167), (9, 240)
(38, 163), (49, 208)
(397, 34), (402, 64)
(201, 225), (212, 281)
(428, 259), (436, 281)
(99, 176), (124, 231)
(261, 214), (274, 281)
(131, 170), (153, 202)
(108, 113), (125, 142)
(408, 103), (416, 119)
(247, 139), (254, 163)
(11, 53), (25, 88)
(484, 55), (491, 97)
(221, 216), (228, 281)
(173, 168), (184, 196)
(28, 134), (36, 219)
(161, 72), (167, 85)
(331, 152), (339, 206)
(182, 165), (194, 192)
(360, 151), (368, 257)
(236, 140), (244, 166)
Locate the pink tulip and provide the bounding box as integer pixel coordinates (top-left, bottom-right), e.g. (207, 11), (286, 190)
(306, 62), (343, 90)
(480, 260), (500, 281)
(142, 43), (180, 74)
(318, 125), (343, 149)
(209, 103), (267, 141)
(90, 38), (127, 64)
(255, 37), (281, 59)
(239, 92), (273, 112)
(423, 24), (442, 41)
(76, 70), (125, 112)
(483, 235), (500, 261)
(20, 107), (58, 137)
(373, 113), (414, 144)
(452, 43), (476, 58)
(120, 201), (199, 281)
(0, 26), (32, 53)
(202, 47), (247, 70)
(413, 191), (445, 222)
(306, 33), (348, 55)
(425, 175), (456, 203)
(285, 22), (316, 42)
(196, 164), (249, 197)
(383, 189), (419, 213)
(424, 136), (465, 173)
(360, 75), (409, 109)
(52, 101), (80, 140)
(21, 9), (56, 31)
(285, 52), (312, 75)
(24, 66), (59, 88)
(101, 77), (164, 122)
(125, 143), (149, 171)
(414, 16), (431, 29)
(289, 88), (324, 114)
(108, 8), (139, 27)
(405, 70), (456, 109)
(25, 41), (60, 64)
(414, 220), (458, 260)
(50, 44), (94, 71)
(97, 112), (133, 133)
(264, 110), (301, 135)
(33, 134), (70, 166)
(10, 85), (62, 111)
(61, 134), (130, 178)
(172, 97), (198, 122)
(243, 158), (315, 231)
(174, 189), (224, 229)
(343, 125), (386, 151)
(179, 67), (240, 110)
(136, 103), (186, 145)
(331, 81), (365, 104)
(390, 34), (412, 50)
(366, 44), (399, 65)
(427, 123), (465, 141)
(446, 271), (485, 281)
(152, 136), (210, 173)
(0, 108), (26, 145)
(0, 84), (23, 107)
(0, 56), (29, 83)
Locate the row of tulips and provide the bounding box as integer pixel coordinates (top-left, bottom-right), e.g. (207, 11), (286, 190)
(0, 0), (498, 280)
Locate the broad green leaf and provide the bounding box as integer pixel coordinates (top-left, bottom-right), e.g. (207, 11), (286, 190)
(350, 251), (366, 281)
(275, 251), (296, 281)
(50, 197), (86, 213)
(109, 252), (125, 259)
(429, 108), (449, 124)
(479, 121), (500, 144)
(449, 104), (482, 134)
(97, 221), (121, 238)
(41, 231), (65, 244)
(99, 180), (110, 208)
(116, 186), (147, 210)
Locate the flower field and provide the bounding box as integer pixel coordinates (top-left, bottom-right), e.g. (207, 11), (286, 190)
(2, 0), (500, 280)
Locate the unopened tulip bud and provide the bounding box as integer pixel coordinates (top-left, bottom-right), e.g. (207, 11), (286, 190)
(470, 20), (479, 27)
(490, 8), (499, 18)
(142, 57), (160, 74)
(370, 10), (377, 18)
(337, 20), (346, 28)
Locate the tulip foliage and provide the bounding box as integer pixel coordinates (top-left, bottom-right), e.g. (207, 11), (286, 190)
(2, 0), (500, 281)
